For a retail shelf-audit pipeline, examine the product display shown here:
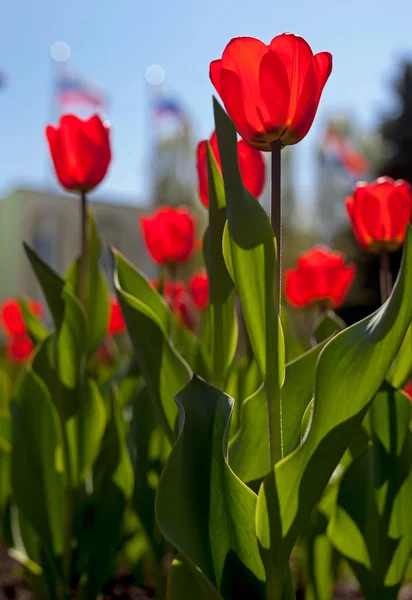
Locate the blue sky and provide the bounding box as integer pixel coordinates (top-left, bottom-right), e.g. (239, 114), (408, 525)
(1, 0), (412, 205)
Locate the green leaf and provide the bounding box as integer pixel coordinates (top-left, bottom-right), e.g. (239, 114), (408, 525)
(18, 297), (49, 343)
(304, 510), (339, 600)
(327, 386), (412, 599)
(156, 375), (265, 598)
(387, 323), (412, 388)
(113, 249), (191, 443)
(80, 384), (133, 600)
(66, 211), (110, 355)
(168, 554), (224, 600)
(11, 370), (65, 565)
(0, 370), (11, 541)
(215, 98), (284, 463)
(71, 379), (106, 483)
(256, 226), (412, 598)
(229, 343), (325, 485)
(24, 244), (87, 390)
(132, 385), (170, 561)
(200, 142), (237, 388)
(313, 310), (345, 345)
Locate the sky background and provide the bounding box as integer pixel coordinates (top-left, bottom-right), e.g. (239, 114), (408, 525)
(1, 0), (412, 207)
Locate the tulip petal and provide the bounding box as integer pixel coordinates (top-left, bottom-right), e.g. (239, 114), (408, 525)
(259, 51), (290, 137)
(196, 140), (209, 207)
(210, 60), (222, 96)
(357, 189), (385, 241)
(270, 33), (314, 119)
(313, 52), (333, 104)
(219, 37), (268, 139)
(237, 140), (266, 199)
(331, 265), (356, 307)
(285, 269), (311, 307)
(220, 68), (260, 142)
(281, 63), (318, 145)
(386, 188), (412, 241)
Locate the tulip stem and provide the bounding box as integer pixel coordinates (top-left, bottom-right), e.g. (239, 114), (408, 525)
(379, 251), (392, 304)
(271, 141), (282, 315)
(79, 191), (89, 307)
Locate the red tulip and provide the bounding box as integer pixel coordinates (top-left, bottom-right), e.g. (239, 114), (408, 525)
(346, 177), (412, 253)
(151, 279), (195, 329)
(196, 131), (265, 207)
(108, 298), (126, 336)
(6, 335), (34, 363)
(0, 299), (43, 337)
(46, 114), (111, 193)
(189, 272), (209, 310)
(210, 33), (332, 150)
(141, 207), (195, 265)
(404, 380), (412, 401)
(285, 246), (355, 308)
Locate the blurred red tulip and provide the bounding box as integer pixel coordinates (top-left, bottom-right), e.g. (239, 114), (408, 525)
(151, 279), (195, 329)
(210, 33), (332, 150)
(108, 298), (126, 336)
(189, 271), (209, 310)
(0, 299), (43, 337)
(404, 380), (412, 400)
(141, 207), (195, 265)
(196, 131), (265, 207)
(46, 114), (111, 193)
(285, 246), (355, 308)
(346, 177), (412, 253)
(6, 335), (34, 363)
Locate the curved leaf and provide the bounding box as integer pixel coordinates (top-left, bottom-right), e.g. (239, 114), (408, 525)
(201, 142), (237, 388)
(113, 249), (191, 443)
(11, 370), (65, 564)
(256, 226), (412, 597)
(156, 375), (265, 598)
(214, 98), (284, 463)
(168, 554), (223, 600)
(66, 210), (110, 355)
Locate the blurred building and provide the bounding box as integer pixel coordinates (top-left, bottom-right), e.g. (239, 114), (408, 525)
(0, 187), (153, 303)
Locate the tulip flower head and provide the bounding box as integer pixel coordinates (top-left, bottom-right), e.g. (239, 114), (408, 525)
(189, 271), (209, 310)
(46, 114), (111, 193)
(141, 206), (195, 265)
(285, 246), (355, 309)
(346, 177), (412, 253)
(6, 335), (34, 364)
(0, 299), (42, 337)
(108, 298), (126, 336)
(210, 33), (332, 150)
(404, 380), (412, 401)
(196, 131), (265, 207)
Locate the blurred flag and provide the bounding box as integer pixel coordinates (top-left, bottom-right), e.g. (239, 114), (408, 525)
(151, 89), (187, 123)
(0, 70), (7, 89)
(54, 65), (108, 109)
(319, 124), (368, 177)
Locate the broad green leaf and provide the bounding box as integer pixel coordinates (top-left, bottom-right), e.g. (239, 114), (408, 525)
(11, 370), (65, 565)
(282, 342), (326, 456)
(168, 554), (224, 600)
(113, 249), (191, 443)
(256, 226), (412, 598)
(66, 210), (110, 355)
(71, 379), (106, 483)
(0, 370), (11, 541)
(229, 343), (325, 485)
(19, 297), (49, 343)
(281, 308), (306, 363)
(304, 510), (339, 600)
(215, 98), (285, 463)
(313, 310), (345, 345)
(132, 385), (170, 561)
(156, 375), (265, 598)
(80, 385), (133, 600)
(24, 244), (87, 390)
(388, 323), (412, 388)
(327, 387), (412, 599)
(201, 142), (237, 388)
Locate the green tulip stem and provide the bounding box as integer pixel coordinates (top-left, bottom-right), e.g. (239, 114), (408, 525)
(78, 191), (89, 307)
(271, 141), (282, 315)
(379, 250), (392, 304)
